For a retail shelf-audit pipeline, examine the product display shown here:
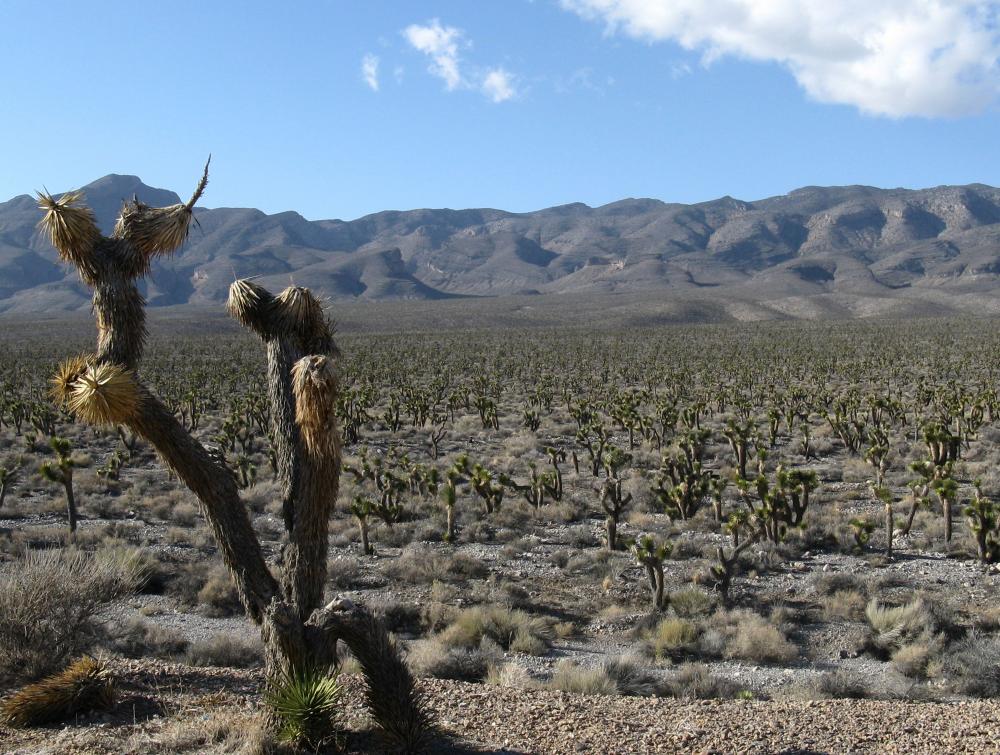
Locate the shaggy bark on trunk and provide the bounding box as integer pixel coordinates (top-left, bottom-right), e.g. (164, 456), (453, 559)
(38, 163), (431, 750)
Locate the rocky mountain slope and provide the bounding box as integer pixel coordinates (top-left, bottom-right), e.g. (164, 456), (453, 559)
(3, 174), (1000, 318)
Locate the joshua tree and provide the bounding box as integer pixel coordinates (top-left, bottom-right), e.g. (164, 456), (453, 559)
(598, 446), (633, 551)
(965, 480), (1000, 563)
(40, 437), (78, 532)
(350, 494), (374, 555)
(0, 460), (20, 511)
(440, 468), (458, 543)
(632, 534), (671, 611)
(38, 166), (430, 749)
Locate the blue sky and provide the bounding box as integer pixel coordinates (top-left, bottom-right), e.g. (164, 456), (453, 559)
(3, 0), (1000, 220)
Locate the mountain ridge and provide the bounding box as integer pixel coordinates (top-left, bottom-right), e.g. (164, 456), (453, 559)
(3, 174), (1000, 319)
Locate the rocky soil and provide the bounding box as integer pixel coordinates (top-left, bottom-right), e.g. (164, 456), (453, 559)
(3, 659), (997, 754)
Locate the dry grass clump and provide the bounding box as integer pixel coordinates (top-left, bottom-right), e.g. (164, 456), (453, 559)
(822, 589), (867, 621)
(651, 618), (700, 659)
(391, 544), (489, 584)
(809, 670), (870, 699)
(663, 663), (740, 700)
(437, 605), (552, 655)
(601, 653), (661, 697)
(485, 662), (535, 689)
(124, 709), (265, 753)
(184, 635), (263, 669)
(1, 657), (115, 727)
(196, 566), (244, 617)
(699, 610), (798, 665)
(407, 639), (496, 682)
(938, 634), (1000, 697)
(668, 588), (714, 618)
(864, 598), (933, 656)
(0, 547), (144, 684)
(107, 617), (190, 660)
(547, 660), (617, 696)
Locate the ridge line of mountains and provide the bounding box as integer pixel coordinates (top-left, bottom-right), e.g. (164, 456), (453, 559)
(3, 174), (1000, 320)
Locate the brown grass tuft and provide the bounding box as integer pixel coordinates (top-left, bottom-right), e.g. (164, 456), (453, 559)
(0, 657), (115, 727)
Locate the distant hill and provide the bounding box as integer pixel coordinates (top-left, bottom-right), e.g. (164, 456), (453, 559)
(4, 174), (1000, 319)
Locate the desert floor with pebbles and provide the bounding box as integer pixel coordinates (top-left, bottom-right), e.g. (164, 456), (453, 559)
(3, 659), (998, 754)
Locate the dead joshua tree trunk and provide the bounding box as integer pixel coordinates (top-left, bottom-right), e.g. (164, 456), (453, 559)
(39, 163), (431, 750)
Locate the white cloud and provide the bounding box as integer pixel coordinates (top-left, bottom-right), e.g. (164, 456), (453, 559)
(403, 19), (464, 90)
(361, 53), (379, 91)
(560, 0), (1000, 117)
(482, 67), (517, 102)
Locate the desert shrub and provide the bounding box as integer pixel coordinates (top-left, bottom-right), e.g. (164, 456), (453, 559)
(663, 663), (739, 699)
(0, 657), (115, 727)
(184, 635), (262, 668)
(373, 599), (423, 635)
(106, 617), (190, 660)
(864, 598), (933, 657)
(601, 654), (660, 696)
(485, 662), (534, 689)
(328, 555), (366, 589)
(124, 709), (263, 753)
(725, 619), (797, 664)
(668, 588), (713, 619)
(391, 545), (489, 584)
(651, 618), (699, 659)
(547, 660), (616, 696)
(700, 610), (797, 665)
(407, 639), (494, 681)
(810, 670), (870, 699)
(197, 568), (244, 617)
(892, 642), (932, 679)
(437, 605), (552, 655)
(938, 634), (1000, 697)
(822, 590), (866, 621)
(0, 547), (143, 684)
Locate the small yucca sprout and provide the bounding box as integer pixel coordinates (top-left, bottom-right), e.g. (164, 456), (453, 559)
(292, 355), (339, 458)
(265, 666), (343, 749)
(227, 278), (274, 334)
(36, 190), (101, 270)
(1, 657), (115, 727)
(65, 363), (140, 425)
(51, 354), (92, 406)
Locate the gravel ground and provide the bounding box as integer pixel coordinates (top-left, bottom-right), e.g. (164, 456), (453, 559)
(3, 659), (998, 754)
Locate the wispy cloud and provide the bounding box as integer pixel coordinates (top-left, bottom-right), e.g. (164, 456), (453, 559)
(402, 19), (519, 103)
(561, 0), (1000, 118)
(361, 53), (380, 91)
(403, 19), (464, 90)
(482, 67), (517, 102)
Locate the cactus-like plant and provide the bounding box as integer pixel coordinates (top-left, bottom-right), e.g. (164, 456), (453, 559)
(39, 437), (78, 532)
(632, 534), (671, 611)
(38, 168), (431, 749)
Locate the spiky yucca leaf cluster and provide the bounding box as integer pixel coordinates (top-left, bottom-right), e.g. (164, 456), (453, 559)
(52, 357), (140, 425)
(226, 278), (274, 334)
(292, 355), (339, 459)
(265, 666), (343, 749)
(0, 657), (115, 727)
(36, 191), (101, 272)
(275, 286), (333, 349)
(112, 158), (209, 262)
(51, 355), (92, 406)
